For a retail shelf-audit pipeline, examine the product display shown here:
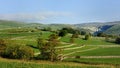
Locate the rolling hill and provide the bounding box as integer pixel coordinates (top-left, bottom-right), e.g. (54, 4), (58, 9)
(75, 21), (120, 35)
(0, 20), (120, 35)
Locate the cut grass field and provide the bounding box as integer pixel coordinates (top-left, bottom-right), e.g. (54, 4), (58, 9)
(0, 57), (116, 68)
(64, 58), (120, 65)
(71, 47), (120, 56)
(60, 35), (116, 45)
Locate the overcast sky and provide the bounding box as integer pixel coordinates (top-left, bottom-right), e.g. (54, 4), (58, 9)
(0, 0), (120, 24)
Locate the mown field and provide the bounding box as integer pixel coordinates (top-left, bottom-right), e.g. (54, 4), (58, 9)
(0, 57), (117, 68)
(0, 28), (120, 68)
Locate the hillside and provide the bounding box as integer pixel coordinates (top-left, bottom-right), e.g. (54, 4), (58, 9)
(0, 20), (27, 29)
(0, 20), (120, 35)
(104, 24), (120, 35)
(75, 21), (120, 35)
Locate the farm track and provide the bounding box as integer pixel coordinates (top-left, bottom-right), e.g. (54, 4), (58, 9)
(63, 45), (85, 50)
(79, 56), (120, 58)
(10, 36), (36, 41)
(10, 36), (28, 40)
(63, 46), (98, 56)
(56, 44), (75, 48)
(66, 56), (120, 59)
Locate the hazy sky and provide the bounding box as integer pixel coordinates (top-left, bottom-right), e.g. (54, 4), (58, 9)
(0, 0), (120, 24)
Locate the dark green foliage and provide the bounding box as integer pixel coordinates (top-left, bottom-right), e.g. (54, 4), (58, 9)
(71, 32), (79, 38)
(49, 34), (59, 41)
(37, 34), (61, 61)
(41, 27), (52, 31)
(0, 39), (6, 56)
(58, 30), (67, 37)
(80, 31), (86, 35)
(70, 38), (75, 43)
(62, 27), (80, 34)
(85, 35), (90, 40)
(115, 37), (120, 44)
(4, 45), (34, 59)
(105, 36), (110, 42)
(97, 32), (106, 37)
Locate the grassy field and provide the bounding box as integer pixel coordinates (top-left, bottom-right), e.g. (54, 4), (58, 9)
(0, 28), (120, 68)
(64, 58), (120, 65)
(0, 57), (116, 68)
(60, 35), (116, 45)
(71, 46), (120, 56)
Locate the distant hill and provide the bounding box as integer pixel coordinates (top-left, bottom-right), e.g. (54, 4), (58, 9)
(0, 20), (120, 35)
(0, 20), (74, 30)
(0, 20), (27, 29)
(75, 21), (120, 35)
(0, 20), (43, 29)
(104, 24), (120, 35)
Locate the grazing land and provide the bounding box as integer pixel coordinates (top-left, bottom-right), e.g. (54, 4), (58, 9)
(0, 22), (120, 68)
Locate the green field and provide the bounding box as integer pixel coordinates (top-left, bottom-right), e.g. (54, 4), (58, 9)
(60, 35), (116, 45)
(69, 46), (120, 56)
(0, 57), (116, 68)
(64, 58), (120, 65)
(0, 28), (120, 68)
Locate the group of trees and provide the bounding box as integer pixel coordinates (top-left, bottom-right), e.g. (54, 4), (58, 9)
(0, 39), (34, 59)
(37, 34), (62, 61)
(0, 39), (6, 56)
(115, 37), (120, 44)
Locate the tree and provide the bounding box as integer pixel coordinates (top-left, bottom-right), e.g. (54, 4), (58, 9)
(70, 38), (75, 43)
(4, 44), (34, 59)
(49, 34), (59, 41)
(80, 31), (86, 35)
(97, 32), (106, 37)
(58, 30), (67, 37)
(0, 39), (6, 56)
(105, 36), (110, 42)
(37, 34), (61, 61)
(85, 34), (90, 40)
(115, 37), (120, 44)
(71, 32), (79, 38)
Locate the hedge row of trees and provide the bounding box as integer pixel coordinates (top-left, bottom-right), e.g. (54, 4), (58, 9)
(37, 34), (62, 61)
(0, 39), (34, 60)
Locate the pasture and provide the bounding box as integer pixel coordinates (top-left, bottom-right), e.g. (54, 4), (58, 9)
(0, 28), (120, 68)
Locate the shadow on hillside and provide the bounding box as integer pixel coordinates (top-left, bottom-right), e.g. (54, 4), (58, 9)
(26, 44), (38, 49)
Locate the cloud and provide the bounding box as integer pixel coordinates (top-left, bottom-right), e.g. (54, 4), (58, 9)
(0, 11), (74, 23)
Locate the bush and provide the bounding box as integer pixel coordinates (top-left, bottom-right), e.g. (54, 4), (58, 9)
(71, 32), (79, 38)
(70, 38), (75, 43)
(3, 44), (34, 59)
(85, 35), (90, 40)
(0, 39), (6, 56)
(58, 30), (67, 37)
(97, 32), (106, 37)
(115, 37), (120, 44)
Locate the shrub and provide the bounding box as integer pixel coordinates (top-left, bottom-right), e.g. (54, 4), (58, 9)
(115, 37), (120, 44)
(75, 56), (80, 58)
(37, 35), (61, 61)
(0, 39), (6, 56)
(97, 32), (106, 37)
(85, 34), (90, 40)
(3, 44), (34, 59)
(71, 32), (79, 38)
(70, 38), (75, 43)
(58, 30), (67, 37)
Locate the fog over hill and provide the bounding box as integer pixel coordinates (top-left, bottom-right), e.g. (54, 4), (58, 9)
(0, 20), (120, 35)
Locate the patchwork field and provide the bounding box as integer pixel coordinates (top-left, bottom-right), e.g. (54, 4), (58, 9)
(0, 28), (120, 68)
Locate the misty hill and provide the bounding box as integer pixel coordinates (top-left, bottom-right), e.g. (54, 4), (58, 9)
(75, 21), (120, 35)
(0, 20), (74, 30)
(0, 20), (120, 35)
(104, 24), (120, 35)
(0, 20), (27, 29)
